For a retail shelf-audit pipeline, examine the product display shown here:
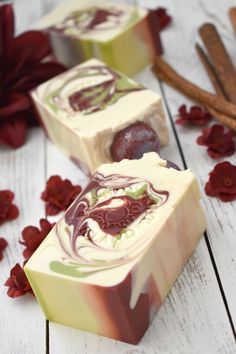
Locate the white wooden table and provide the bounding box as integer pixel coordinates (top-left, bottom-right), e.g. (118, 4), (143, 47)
(1, 0), (236, 353)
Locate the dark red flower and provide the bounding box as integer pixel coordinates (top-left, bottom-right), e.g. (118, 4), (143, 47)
(0, 115), (27, 148)
(197, 124), (235, 159)
(176, 105), (212, 126)
(0, 237), (8, 261)
(0, 4), (65, 149)
(20, 218), (55, 259)
(154, 7), (172, 31)
(205, 161), (236, 202)
(5, 263), (33, 298)
(0, 190), (19, 225)
(41, 175), (82, 215)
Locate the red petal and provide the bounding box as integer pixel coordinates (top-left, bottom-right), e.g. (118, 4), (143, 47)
(0, 92), (30, 117)
(6, 204), (19, 221)
(7, 287), (25, 298)
(205, 181), (216, 197)
(154, 8), (172, 31)
(12, 31), (50, 64)
(0, 116), (27, 149)
(13, 62), (66, 91)
(46, 203), (61, 216)
(0, 4), (14, 58)
(218, 192), (236, 202)
(21, 226), (39, 242)
(196, 136), (205, 145)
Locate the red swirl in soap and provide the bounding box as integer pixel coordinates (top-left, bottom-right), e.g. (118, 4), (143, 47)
(45, 65), (144, 116)
(50, 6), (130, 37)
(55, 173), (169, 272)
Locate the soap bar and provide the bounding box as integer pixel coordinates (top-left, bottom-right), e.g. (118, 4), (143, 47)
(31, 58), (168, 175)
(37, 0), (162, 76)
(24, 153), (206, 344)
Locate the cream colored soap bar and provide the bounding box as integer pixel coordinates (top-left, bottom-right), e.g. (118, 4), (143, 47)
(25, 153), (206, 345)
(37, 0), (162, 76)
(31, 58), (168, 175)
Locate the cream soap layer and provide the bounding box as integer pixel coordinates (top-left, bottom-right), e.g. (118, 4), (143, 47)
(31, 59), (168, 174)
(25, 153), (206, 344)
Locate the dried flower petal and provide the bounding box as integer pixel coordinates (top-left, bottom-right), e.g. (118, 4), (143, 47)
(197, 124), (235, 159)
(154, 7), (172, 31)
(5, 263), (33, 298)
(0, 190), (19, 225)
(0, 116), (27, 148)
(205, 161), (236, 202)
(0, 237), (8, 261)
(176, 105), (212, 126)
(20, 218), (55, 259)
(41, 175), (82, 216)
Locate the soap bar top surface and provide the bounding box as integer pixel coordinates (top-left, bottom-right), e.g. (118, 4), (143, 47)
(38, 0), (147, 42)
(26, 153), (200, 287)
(32, 58), (161, 136)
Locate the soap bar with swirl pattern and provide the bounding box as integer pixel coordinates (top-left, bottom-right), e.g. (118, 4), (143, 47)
(37, 0), (162, 76)
(24, 153), (207, 344)
(31, 58), (168, 175)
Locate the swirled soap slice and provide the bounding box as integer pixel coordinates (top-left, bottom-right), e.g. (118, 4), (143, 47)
(24, 153), (206, 344)
(31, 58), (168, 175)
(37, 0), (162, 76)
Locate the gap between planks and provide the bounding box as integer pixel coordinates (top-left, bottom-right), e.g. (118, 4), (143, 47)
(159, 79), (236, 342)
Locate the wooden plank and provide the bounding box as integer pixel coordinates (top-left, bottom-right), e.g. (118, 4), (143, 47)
(150, 0), (236, 328)
(0, 128), (46, 354)
(0, 2), (47, 353)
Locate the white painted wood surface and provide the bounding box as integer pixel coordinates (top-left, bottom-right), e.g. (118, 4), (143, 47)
(0, 0), (236, 353)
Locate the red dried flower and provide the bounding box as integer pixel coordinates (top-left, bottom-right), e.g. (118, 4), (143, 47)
(205, 161), (236, 202)
(41, 175), (82, 216)
(20, 218), (55, 259)
(0, 237), (8, 261)
(154, 7), (172, 31)
(0, 190), (19, 225)
(176, 105), (212, 126)
(0, 4), (65, 149)
(197, 124), (235, 159)
(5, 263), (33, 298)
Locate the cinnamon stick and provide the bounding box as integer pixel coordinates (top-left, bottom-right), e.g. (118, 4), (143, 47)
(199, 23), (236, 103)
(153, 56), (236, 119)
(207, 107), (236, 131)
(195, 44), (226, 98)
(152, 65), (236, 132)
(229, 8), (236, 34)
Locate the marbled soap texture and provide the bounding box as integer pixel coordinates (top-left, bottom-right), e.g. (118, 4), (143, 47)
(25, 153), (206, 344)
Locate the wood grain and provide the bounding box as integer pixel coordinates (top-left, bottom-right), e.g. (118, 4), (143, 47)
(150, 0), (236, 332)
(0, 129), (46, 354)
(1, 0), (236, 353)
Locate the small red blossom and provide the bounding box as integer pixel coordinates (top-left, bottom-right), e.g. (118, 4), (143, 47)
(5, 263), (33, 298)
(176, 105), (212, 126)
(20, 218), (55, 259)
(205, 161), (236, 202)
(0, 190), (19, 225)
(41, 175), (82, 215)
(197, 124), (235, 159)
(154, 7), (172, 31)
(0, 237), (8, 261)
(0, 4), (65, 149)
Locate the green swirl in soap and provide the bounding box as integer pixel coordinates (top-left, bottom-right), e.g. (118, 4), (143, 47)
(45, 65), (144, 116)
